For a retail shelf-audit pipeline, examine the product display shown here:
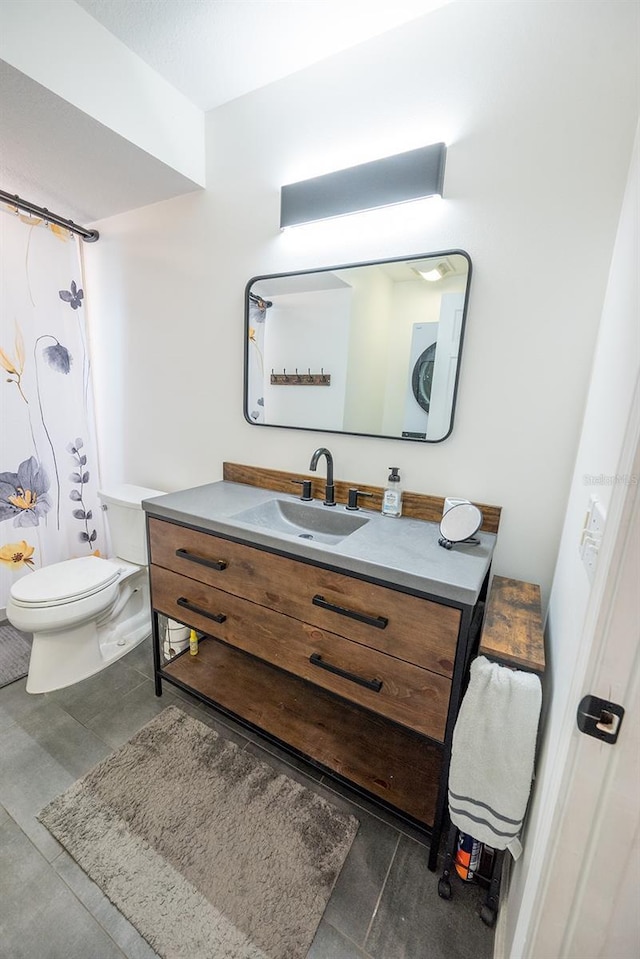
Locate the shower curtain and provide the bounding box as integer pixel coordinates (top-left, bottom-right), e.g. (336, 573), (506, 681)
(247, 298), (267, 423)
(0, 205), (106, 611)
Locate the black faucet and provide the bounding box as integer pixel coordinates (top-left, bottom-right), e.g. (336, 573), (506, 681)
(309, 447), (336, 506)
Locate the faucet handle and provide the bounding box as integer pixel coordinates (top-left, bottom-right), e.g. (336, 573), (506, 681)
(346, 488), (373, 511)
(291, 479), (313, 501)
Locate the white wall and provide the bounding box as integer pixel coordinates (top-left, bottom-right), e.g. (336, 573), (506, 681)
(505, 123), (639, 958)
(263, 289), (350, 430)
(0, 0), (205, 186)
(83, 0), (638, 603)
(342, 267), (393, 434)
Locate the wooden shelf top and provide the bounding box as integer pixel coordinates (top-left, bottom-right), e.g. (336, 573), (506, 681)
(479, 575), (546, 675)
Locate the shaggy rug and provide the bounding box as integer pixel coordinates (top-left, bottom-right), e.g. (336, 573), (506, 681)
(39, 706), (358, 959)
(0, 622), (32, 689)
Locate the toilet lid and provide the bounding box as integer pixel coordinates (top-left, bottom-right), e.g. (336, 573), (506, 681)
(11, 556), (121, 606)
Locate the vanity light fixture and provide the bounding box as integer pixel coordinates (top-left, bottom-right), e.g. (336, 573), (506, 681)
(280, 142), (446, 229)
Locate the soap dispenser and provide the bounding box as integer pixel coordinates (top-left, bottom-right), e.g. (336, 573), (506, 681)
(381, 467), (403, 517)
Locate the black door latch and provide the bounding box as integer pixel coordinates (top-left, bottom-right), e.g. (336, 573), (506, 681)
(577, 694), (625, 744)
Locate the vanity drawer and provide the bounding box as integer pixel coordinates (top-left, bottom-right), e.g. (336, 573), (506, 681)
(148, 517), (461, 678)
(151, 564), (451, 741)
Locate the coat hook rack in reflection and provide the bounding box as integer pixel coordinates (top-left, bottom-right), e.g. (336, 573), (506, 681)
(270, 368), (331, 386)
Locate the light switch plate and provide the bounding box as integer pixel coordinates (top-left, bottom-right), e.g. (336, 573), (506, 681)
(580, 495), (606, 583)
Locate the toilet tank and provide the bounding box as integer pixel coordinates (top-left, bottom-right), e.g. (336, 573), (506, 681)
(98, 484), (164, 565)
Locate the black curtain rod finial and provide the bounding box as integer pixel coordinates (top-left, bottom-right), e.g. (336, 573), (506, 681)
(249, 292), (273, 309)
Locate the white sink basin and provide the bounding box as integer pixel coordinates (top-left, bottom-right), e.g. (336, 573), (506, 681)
(230, 498), (370, 545)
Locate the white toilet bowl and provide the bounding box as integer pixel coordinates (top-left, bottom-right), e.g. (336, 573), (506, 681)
(6, 483), (163, 694)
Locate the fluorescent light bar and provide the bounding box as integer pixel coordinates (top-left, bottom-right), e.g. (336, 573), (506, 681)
(280, 142), (446, 229)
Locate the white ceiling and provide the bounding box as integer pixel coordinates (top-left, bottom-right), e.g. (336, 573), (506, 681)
(0, 0), (451, 225)
(0, 59), (201, 225)
(73, 0), (452, 111)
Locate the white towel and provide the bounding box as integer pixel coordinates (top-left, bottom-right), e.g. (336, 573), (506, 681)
(448, 655), (542, 859)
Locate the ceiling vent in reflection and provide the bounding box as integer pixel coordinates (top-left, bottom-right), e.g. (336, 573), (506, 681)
(413, 258), (456, 282)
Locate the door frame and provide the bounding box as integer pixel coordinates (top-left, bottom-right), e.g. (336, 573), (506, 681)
(509, 373), (640, 958)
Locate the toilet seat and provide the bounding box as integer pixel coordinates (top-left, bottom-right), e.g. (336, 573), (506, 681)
(10, 556), (121, 609)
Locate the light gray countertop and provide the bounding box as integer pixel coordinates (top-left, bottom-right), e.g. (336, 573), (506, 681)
(143, 481), (496, 606)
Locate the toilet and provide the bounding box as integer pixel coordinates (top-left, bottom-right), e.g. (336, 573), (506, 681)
(6, 484), (164, 694)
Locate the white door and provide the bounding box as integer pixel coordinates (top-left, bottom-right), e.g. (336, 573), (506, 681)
(426, 293), (464, 440)
(526, 426), (640, 959)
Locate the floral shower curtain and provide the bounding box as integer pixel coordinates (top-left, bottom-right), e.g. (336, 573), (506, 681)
(0, 205), (106, 610)
(247, 297), (267, 423)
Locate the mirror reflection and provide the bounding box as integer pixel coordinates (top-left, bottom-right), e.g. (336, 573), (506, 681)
(245, 250), (471, 442)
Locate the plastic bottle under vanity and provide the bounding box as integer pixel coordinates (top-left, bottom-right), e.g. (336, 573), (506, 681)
(381, 467), (403, 517)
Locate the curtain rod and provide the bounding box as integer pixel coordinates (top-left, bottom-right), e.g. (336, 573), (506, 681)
(0, 189), (99, 242)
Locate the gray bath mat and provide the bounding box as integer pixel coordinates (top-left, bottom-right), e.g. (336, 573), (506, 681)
(39, 705), (359, 959)
(0, 622), (32, 689)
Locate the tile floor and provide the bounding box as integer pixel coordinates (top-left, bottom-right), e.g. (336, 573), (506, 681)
(0, 635), (495, 959)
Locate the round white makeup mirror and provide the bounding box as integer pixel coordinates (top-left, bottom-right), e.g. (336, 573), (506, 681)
(438, 502), (483, 549)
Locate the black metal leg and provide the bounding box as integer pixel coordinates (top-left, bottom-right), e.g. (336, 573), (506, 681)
(428, 815), (444, 871)
(479, 849), (504, 927)
(432, 603), (476, 872)
(437, 821), (458, 900)
(429, 748), (454, 871)
(151, 610), (163, 697)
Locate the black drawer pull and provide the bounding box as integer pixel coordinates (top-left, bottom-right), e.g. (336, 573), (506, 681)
(309, 653), (383, 692)
(176, 548), (227, 571)
(176, 597), (227, 624)
(312, 594), (388, 629)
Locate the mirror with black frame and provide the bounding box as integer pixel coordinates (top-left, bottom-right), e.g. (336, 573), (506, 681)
(244, 250), (471, 442)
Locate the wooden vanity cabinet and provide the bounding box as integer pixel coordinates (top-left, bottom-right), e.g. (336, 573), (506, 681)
(147, 515), (487, 869)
